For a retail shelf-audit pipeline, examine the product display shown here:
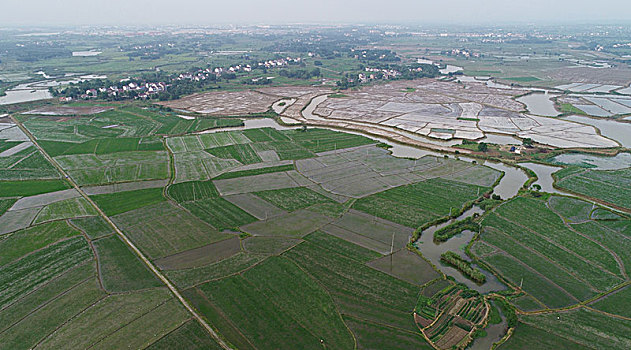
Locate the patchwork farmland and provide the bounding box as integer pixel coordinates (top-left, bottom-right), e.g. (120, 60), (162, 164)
(1, 101), (629, 350)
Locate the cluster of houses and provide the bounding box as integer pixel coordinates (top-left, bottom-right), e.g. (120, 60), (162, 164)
(358, 67), (402, 82)
(61, 81), (168, 101)
(174, 56), (303, 81)
(446, 48), (481, 58)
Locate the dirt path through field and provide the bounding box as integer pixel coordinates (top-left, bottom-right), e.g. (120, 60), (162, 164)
(10, 115), (233, 350)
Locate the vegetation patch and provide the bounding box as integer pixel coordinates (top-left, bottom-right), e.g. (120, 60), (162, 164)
(70, 215), (113, 239)
(440, 251), (486, 284)
(353, 178), (487, 228)
(113, 202), (232, 259)
(0, 221), (80, 266)
(206, 143), (262, 165)
(0, 179), (69, 197)
(213, 164), (294, 180)
(434, 216), (479, 242)
(91, 187), (165, 216)
(254, 187), (333, 211)
(93, 235), (162, 292)
(182, 197), (257, 230)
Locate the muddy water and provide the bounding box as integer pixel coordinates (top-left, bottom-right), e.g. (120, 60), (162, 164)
(519, 162), (564, 194)
(474, 161), (528, 200)
(517, 92), (560, 117)
(271, 98), (296, 114)
(414, 206), (507, 293)
(469, 301), (508, 350)
(551, 152), (631, 170)
(301, 95), (462, 146)
(563, 115), (631, 148)
(0, 89), (52, 105)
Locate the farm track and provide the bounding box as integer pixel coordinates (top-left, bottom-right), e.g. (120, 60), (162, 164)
(10, 115), (234, 350)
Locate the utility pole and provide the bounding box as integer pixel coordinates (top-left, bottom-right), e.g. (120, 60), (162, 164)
(390, 232), (395, 272)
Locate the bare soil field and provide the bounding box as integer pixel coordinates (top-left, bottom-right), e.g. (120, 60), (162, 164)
(24, 106), (113, 116)
(159, 90), (279, 116)
(321, 209), (414, 254)
(368, 248), (440, 285)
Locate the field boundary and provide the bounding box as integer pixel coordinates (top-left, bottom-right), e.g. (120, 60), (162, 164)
(11, 115), (234, 350)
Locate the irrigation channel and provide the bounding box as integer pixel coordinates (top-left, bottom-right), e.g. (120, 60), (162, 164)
(469, 301), (508, 350)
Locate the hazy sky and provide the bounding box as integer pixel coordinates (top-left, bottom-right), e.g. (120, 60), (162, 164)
(2, 0), (630, 26)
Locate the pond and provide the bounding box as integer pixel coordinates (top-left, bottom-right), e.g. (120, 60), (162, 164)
(516, 92), (560, 117)
(551, 152), (631, 170)
(563, 115), (631, 148)
(519, 162), (564, 194)
(414, 206), (507, 293)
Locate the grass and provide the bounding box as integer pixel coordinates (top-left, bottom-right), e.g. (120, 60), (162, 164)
(353, 178), (487, 228)
(490, 197), (623, 287)
(194, 270), (327, 350)
(0, 262), (96, 335)
(555, 167), (631, 211)
(39, 137), (164, 157)
(145, 320), (223, 350)
(559, 102), (588, 115)
(0, 179), (69, 197)
(91, 187), (165, 216)
(166, 252), (265, 289)
(0, 277), (105, 350)
(242, 256), (355, 349)
(590, 286), (631, 318)
(0, 198), (17, 216)
(69, 215), (113, 239)
(36, 289), (186, 349)
(0, 236), (92, 309)
(33, 197), (98, 224)
(303, 231), (382, 263)
(182, 197), (257, 230)
(0, 221), (80, 266)
(284, 128), (375, 153)
(254, 187), (333, 211)
(113, 202), (233, 260)
(517, 308), (631, 350)
(167, 180), (219, 202)
(206, 143), (262, 165)
(500, 322), (592, 350)
(92, 235), (162, 292)
(213, 164), (294, 180)
(284, 240), (420, 332)
(440, 251), (486, 284)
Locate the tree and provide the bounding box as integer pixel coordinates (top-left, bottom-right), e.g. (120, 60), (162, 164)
(477, 142), (488, 152)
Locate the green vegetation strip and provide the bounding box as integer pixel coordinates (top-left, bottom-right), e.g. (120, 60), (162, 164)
(0, 179), (69, 197)
(91, 187), (165, 216)
(440, 251), (486, 284)
(433, 217), (479, 242)
(213, 164), (294, 180)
